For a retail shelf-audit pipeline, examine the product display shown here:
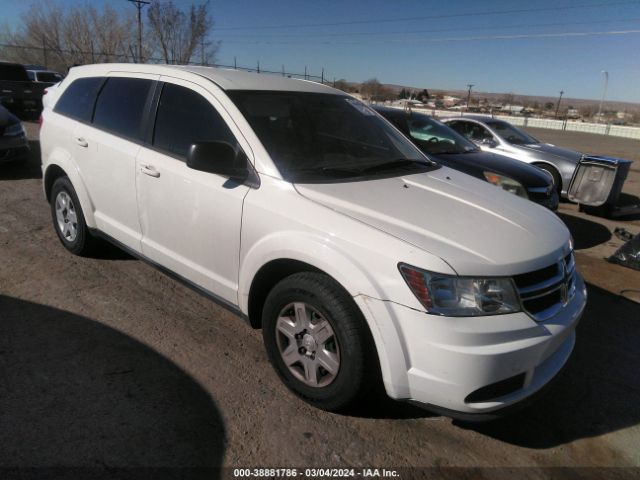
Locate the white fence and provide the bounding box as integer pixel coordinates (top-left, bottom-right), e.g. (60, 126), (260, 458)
(392, 107), (640, 140)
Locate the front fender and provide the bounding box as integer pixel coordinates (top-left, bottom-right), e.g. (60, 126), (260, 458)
(238, 231), (381, 311)
(238, 232), (413, 399)
(43, 148), (96, 228)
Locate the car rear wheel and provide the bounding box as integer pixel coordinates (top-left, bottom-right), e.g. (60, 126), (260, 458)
(50, 176), (97, 256)
(262, 272), (379, 411)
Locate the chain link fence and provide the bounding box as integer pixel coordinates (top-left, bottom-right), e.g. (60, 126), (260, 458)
(0, 42), (332, 85)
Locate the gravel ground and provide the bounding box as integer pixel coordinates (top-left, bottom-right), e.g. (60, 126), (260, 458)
(0, 123), (639, 479)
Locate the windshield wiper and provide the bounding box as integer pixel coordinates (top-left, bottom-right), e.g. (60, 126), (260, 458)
(361, 159), (430, 174)
(295, 165), (363, 177)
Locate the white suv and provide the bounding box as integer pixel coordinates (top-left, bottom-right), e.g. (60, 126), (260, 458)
(40, 64), (586, 418)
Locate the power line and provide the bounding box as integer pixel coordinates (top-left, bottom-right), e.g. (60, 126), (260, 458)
(215, 0), (640, 30)
(216, 17), (640, 39)
(220, 29), (640, 45)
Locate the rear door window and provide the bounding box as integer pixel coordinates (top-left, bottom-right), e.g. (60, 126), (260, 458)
(92, 77), (153, 141)
(152, 83), (238, 159)
(53, 77), (104, 123)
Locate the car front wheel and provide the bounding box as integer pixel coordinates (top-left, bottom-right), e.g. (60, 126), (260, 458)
(262, 272), (379, 411)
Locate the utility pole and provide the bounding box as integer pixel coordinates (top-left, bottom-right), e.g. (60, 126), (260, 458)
(42, 35), (48, 68)
(128, 0), (150, 63)
(465, 84), (474, 112)
(555, 90), (564, 118)
(597, 70), (609, 123)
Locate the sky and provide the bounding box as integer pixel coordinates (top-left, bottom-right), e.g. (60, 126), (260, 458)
(1, 0), (639, 103)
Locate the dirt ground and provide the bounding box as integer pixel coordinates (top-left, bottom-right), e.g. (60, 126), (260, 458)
(1, 123), (639, 479)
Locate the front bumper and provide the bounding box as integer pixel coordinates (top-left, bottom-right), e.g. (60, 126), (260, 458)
(359, 272), (586, 416)
(0, 135), (29, 164)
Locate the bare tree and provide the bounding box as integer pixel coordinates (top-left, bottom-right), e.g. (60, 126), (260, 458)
(0, 2), (135, 72)
(146, 1), (219, 65)
(333, 78), (350, 92)
(359, 78), (395, 102)
(360, 78), (383, 101)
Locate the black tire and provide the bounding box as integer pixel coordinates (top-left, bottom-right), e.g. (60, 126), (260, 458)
(262, 272), (379, 411)
(50, 176), (97, 256)
(535, 163), (562, 195)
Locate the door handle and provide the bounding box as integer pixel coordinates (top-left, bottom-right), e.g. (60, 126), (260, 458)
(140, 164), (160, 178)
(75, 137), (88, 147)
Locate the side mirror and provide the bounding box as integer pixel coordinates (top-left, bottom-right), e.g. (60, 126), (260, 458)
(187, 141), (248, 180)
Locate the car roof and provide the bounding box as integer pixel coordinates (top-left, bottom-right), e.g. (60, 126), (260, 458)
(64, 63), (342, 94)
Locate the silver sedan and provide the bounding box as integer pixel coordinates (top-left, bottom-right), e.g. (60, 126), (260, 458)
(442, 115), (581, 197)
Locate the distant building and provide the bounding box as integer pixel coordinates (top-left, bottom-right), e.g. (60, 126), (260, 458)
(567, 108), (580, 119)
(443, 96), (462, 107)
(501, 105), (525, 114)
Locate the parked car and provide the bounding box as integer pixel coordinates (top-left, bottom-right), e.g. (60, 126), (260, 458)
(0, 104), (29, 164)
(0, 61), (47, 119)
(41, 64), (586, 418)
(442, 115), (582, 197)
(374, 106), (558, 210)
(26, 69), (64, 86)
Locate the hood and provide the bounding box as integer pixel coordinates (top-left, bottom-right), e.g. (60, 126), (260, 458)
(518, 143), (583, 165)
(295, 167), (570, 276)
(433, 151), (552, 188)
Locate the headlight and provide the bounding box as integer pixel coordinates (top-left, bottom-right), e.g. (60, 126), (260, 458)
(483, 171), (528, 198)
(399, 263), (521, 316)
(4, 122), (25, 137)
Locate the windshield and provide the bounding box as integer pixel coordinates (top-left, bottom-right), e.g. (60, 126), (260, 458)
(486, 121), (538, 145)
(228, 90), (436, 183)
(406, 114), (478, 154)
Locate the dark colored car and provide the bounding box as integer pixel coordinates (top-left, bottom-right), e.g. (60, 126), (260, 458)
(26, 69), (64, 86)
(0, 62), (47, 119)
(0, 104), (29, 164)
(374, 106), (558, 210)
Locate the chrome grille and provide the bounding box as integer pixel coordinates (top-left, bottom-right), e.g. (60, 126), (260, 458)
(513, 251), (576, 322)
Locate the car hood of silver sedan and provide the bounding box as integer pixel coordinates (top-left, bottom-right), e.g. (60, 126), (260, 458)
(295, 167), (570, 276)
(517, 143), (583, 165)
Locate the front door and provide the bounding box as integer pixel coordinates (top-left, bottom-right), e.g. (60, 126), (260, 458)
(135, 78), (251, 305)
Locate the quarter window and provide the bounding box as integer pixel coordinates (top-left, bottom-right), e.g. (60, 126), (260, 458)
(54, 77), (104, 123)
(152, 83), (238, 159)
(93, 77), (153, 141)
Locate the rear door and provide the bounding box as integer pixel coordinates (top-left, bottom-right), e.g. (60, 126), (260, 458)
(48, 76), (103, 182)
(135, 78), (251, 304)
(72, 73), (157, 250)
